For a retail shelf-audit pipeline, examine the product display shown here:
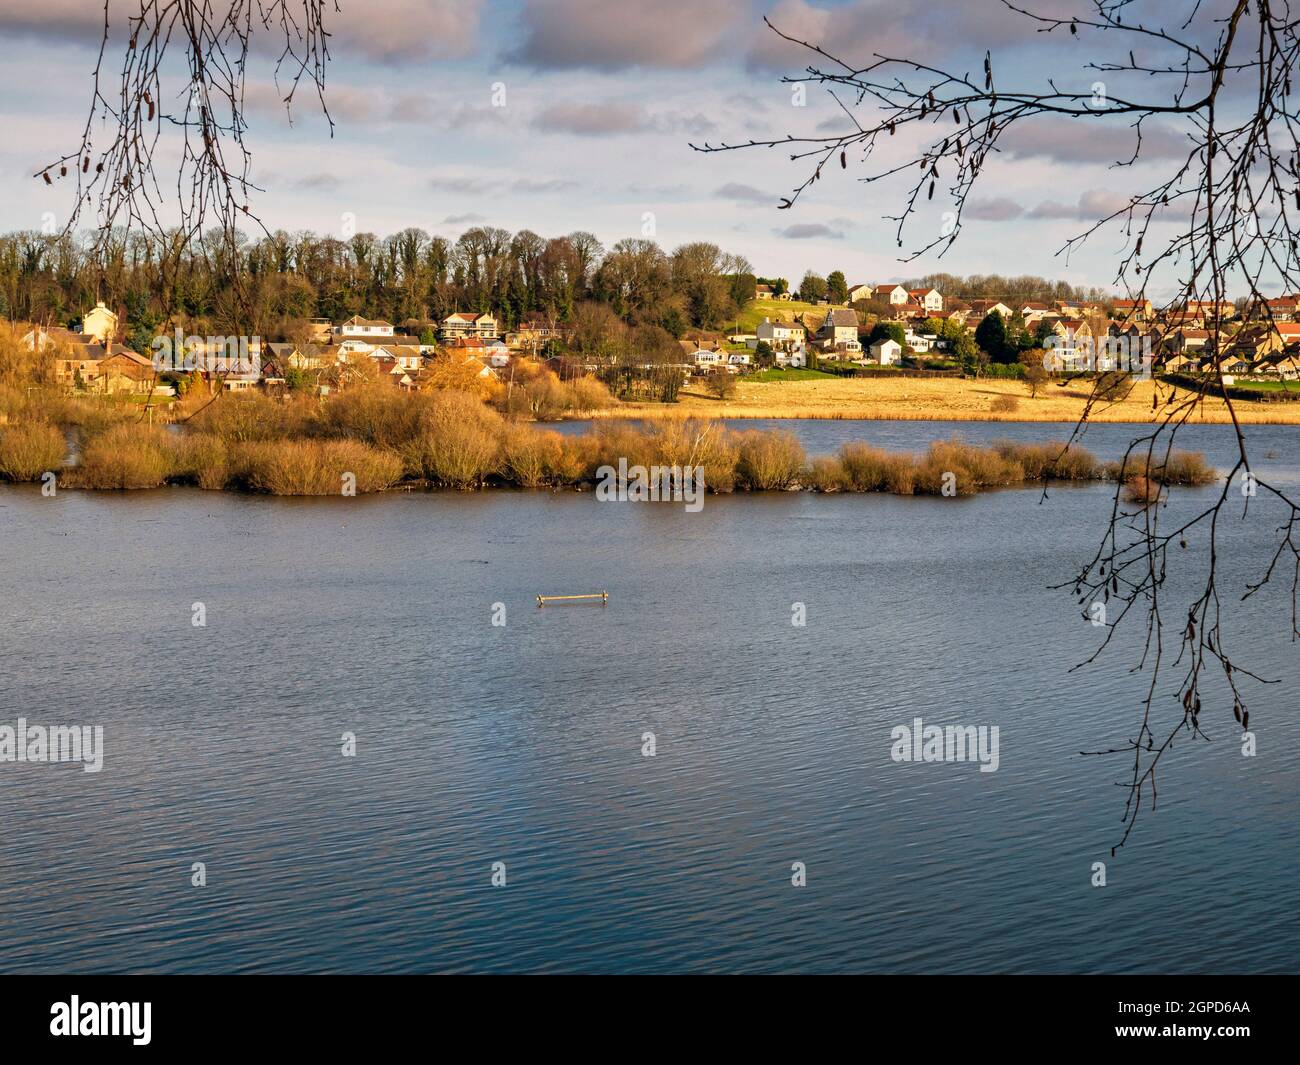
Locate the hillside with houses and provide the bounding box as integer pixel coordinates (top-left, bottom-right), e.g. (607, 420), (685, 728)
(11, 275), (1300, 405)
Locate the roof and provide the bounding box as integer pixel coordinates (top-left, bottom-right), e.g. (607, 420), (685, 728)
(823, 308), (859, 328)
(340, 315), (392, 327)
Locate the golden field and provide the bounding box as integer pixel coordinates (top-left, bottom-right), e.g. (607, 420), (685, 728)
(597, 375), (1300, 425)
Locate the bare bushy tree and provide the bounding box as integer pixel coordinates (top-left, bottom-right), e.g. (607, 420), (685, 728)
(696, 0), (1300, 849)
(37, 0), (335, 262)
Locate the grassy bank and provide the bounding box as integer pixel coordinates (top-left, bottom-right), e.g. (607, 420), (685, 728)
(600, 375), (1300, 425)
(0, 386), (1217, 498)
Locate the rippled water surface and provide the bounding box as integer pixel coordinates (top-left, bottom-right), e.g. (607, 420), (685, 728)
(0, 419), (1297, 973)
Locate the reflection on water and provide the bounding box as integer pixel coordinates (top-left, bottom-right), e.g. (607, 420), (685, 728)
(0, 420), (1297, 973)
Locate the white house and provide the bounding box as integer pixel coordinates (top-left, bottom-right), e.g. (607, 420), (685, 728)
(776, 346), (808, 368)
(908, 288), (944, 313)
(691, 349), (724, 369)
(756, 317), (806, 351)
(870, 338), (903, 365)
(81, 301), (119, 343)
(728, 351), (751, 367)
(440, 312), (499, 340)
(335, 315), (394, 338)
(873, 284), (910, 306)
(904, 330), (933, 353)
(847, 284), (874, 303)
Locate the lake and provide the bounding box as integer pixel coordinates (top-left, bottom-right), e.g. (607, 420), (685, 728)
(1, 419), (1297, 973)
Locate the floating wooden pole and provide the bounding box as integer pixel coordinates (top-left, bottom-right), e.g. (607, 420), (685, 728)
(537, 591), (608, 607)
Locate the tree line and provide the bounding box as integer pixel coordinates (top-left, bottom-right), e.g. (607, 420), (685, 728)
(0, 227), (756, 350)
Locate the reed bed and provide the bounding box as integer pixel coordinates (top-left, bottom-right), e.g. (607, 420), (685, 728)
(0, 388), (1224, 499)
(0, 422), (66, 481)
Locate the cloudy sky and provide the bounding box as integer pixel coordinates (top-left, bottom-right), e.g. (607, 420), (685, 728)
(0, 0), (1207, 295)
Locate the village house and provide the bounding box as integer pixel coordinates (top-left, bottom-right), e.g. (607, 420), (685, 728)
(1184, 299), (1237, 321)
(816, 308), (861, 354)
(872, 284), (910, 306)
(22, 324), (98, 353)
(689, 348), (725, 371)
(847, 283), (873, 303)
(440, 312), (499, 341)
(369, 343), (423, 372)
(372, 353), (417, 389)
(1261, 351), (1300, 379)
(94, 347), (156, 393)
(81, 301), (119, 344)
(1112, 297), (1153, 323)
(334, 315), (394, 339)
(1158, 351), (1201, 374)
(967, 299), (1014, 319)
(907, 288), (943, 313)
(755, 316), (806, 351)
(869, 338), (902, 365)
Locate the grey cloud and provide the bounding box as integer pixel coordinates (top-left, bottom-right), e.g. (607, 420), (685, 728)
(0, 0), (484, 64)
(509, 0), (740, 70)
(532, 102), (650, 136)
(443, 213), (487, 224)
(293, 174), (342, 193)
(1000, 119), (1189, 164)
(746, 0), (1084, 71)
(716, 183), (773, 205)
(964, 197), (1025, 221)
(775, 223), (844, 240)
(512, 178), (580, 193)
(1028, 189), (1136, 221)
(428, 175), (498, 195)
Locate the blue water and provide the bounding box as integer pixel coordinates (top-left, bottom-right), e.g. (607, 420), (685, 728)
(0, 419), (1297, 973)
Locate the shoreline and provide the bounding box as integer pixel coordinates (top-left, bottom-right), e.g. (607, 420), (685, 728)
(579, 377), (1300, 426)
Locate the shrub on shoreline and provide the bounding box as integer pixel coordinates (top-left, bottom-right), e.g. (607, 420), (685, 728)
(0, 422), (66, 482)
(15, 389), (1222, 500)
(70, 423), (172, 489)
(401, 390), (502, 488)
(232, 439), (402, 495)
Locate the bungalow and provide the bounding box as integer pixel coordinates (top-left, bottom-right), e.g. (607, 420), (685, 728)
(869, 338), (902, 365)
(1159, 352), (1202, 374)
(441, 312), (499, 340)
(690, 348), (725, 370)
(904, 330), (936, 353)
(755, 283), (775, 299)
(1262, 351), (1300, 379)
(335, 315), (394, 338)
(339, 334), (420, 357)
